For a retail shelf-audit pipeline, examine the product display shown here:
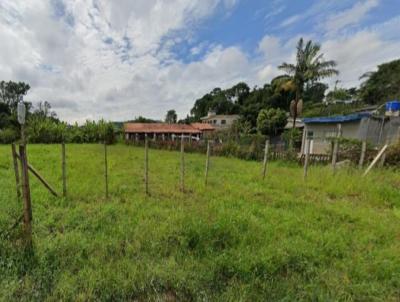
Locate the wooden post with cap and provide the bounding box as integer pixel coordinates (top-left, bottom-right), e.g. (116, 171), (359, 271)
(17, 97), (32, 247)
(19, 144), (32, 247)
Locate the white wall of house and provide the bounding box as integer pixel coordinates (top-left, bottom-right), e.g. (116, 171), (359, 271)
(201, 115), (239, 129)
(301, 121), (362, 154)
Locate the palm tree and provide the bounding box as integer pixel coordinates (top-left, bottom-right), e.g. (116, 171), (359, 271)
(279, 38), (339, 128)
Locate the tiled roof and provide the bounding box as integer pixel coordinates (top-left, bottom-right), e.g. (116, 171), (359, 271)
(190, 123), (215, 131)
(124, 123), (201, 134)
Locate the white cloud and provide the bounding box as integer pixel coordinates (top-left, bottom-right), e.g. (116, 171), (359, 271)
(324, 0), (379, 35)
(280, 14), (301, 28)
(0, 0), (243, 123)
(322, 29), (400, 88)
(0, 0), (399, 124)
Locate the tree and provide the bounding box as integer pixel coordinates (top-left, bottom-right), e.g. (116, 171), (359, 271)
(256, 108), (287, 136)
(0, 102), (11, 129)
(0, 81), (30, 113)
(278, 38), (338, 128)
(165, 109), (177, 124)
(129, 116), (158, 123)
(33, 101), (58, 121)
(225, 82), (250, 105)
(190, 83), (245, 121)
(359, 59), (400, 105)
(303, 82), (328, 103)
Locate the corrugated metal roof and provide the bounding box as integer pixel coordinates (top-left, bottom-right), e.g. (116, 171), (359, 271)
(302, 113), (371, 124)
(124, 123), (202, 134)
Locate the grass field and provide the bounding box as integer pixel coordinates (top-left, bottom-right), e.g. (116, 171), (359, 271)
(1, 144), (400, 301)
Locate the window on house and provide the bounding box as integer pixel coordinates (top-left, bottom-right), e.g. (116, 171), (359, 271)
(221, 120), (226, 125)
(213, 120), (217, 124)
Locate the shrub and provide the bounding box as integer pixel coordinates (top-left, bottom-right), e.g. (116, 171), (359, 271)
(256, 108), (287, 136)
(385, 141), (400, 166)
(282, 128), (302, 150)
(335, 138), (375, 164)
(0, 128), (18, 144)
(0, 119), (116, 144)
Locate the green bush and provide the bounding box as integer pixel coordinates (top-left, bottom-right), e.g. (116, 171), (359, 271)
(0, 118), (117, 144)
(0, 128), (18, 144)
(386, 141), (400, 166)
(335, 138), (375, 164)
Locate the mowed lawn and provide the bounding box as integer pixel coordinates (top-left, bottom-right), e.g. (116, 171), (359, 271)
(1, 144), (400, 301)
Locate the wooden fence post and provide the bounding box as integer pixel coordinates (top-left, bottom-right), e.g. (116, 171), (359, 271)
(61, 143), (67, 197)
(363, 144), (388, 176)
(303, 137), (311, 180)
(11, 144), (21, 201)
(104, 141), (109, 199)
(332, 123), (342, 172)
(358, 140), (367, 169)
(379, 139), (389, 168)
(145, 134), (149, 195)
(19, 144), (32, 247)
(180, 134), (185, 192)
(262, 139), (269, 179)
(205, 140), (210, 186)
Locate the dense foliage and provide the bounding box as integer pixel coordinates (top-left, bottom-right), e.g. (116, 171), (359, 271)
(0, 81), (116, 144)
(386, 140), (400, 166)
(326, 87), (358, 102)
(165, 109), (177, 124)
(188, 79), (329, 134)
(256, 108), (287, 136)
(302, 102), (368, 117)
(187, 38), (337, 133)
(360, 59), (400, 104)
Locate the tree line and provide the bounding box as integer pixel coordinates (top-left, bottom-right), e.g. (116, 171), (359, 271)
(0, 81), (115, 144)
(180, 40), (400, 136)
(1, 38), (399, 144)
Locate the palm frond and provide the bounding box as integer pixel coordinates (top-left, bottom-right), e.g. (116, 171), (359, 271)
(359, 71), (374, 80)
(315, 68), (340, 79)
(278, 63), (296, 75)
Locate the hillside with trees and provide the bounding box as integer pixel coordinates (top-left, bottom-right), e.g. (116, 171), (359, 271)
(359, 59), (400, 105)
(1, 40), (399, 143)
(185, 38), (338, 135)
(185, 42), (399, 135)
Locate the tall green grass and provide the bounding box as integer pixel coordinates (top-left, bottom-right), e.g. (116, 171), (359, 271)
(1, 144), (399, 301)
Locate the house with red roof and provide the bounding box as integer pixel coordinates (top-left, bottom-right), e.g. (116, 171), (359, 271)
(124, 122), (215, 141)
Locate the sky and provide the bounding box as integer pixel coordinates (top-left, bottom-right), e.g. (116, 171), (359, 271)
(1, 0), (400, 123)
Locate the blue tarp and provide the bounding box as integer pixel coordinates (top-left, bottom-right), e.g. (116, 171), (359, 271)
(302, 112), (371, 124)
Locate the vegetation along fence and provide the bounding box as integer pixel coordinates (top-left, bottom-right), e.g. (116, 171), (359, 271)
(2, 135), (399, 251)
